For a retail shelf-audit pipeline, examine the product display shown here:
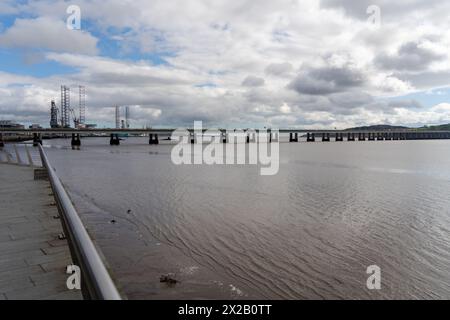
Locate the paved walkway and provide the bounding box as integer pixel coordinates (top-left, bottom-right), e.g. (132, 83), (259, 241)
(0, 163), (82, 300)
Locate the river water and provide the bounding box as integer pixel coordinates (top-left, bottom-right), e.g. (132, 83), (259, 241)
(43, 137), (450, 299)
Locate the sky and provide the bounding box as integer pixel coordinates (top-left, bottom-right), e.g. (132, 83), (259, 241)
(0, 0), (450, 129)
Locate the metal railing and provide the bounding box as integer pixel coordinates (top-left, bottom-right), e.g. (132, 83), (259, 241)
(38, 144), (122, 300)
(0, 143), (39, 167)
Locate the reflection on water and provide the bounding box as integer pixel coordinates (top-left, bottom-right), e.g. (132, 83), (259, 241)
(43, 137), (450, 299)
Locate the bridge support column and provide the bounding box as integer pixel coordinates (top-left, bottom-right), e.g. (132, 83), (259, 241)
(306, 132), (315, 142)
(335, 133), (343, 141)
(289, 132), (298, 142)
(71, 134), (81, 148)
(149, 133), (159, 144)
(358, 132), (365, 141)
(322, 133), (330, 142)
(33, 133), (42, 146)
(110, 134), (120, 145)
(384, 132), (392, 140)
(368, 133), (375, 141)
(247, 132), (256, 143)
(0, 133), (4, 147)
(376, 132), (384, 141)
(268, 130), (278, 143)
(347, 132), (355, 141)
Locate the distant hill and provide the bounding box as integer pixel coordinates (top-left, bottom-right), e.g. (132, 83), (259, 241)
(344, 123), (450, 131)
(417, 123), (450, 131)
(344, 125), (409, 131)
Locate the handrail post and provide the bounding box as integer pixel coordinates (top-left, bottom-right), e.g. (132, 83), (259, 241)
(24, 144), (34, 167)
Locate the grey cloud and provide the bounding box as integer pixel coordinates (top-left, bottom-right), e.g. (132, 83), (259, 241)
(375, 42), (445, 71)
(328, 91), (373, 110)
(393, 71), (450, 89)
(264, 62), (293, 76)
(241, 76), (265, 87)
(388, 100), (423, 109)
(288, 64), (367, 95)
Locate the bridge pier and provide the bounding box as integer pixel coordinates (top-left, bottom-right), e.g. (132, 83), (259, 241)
(347, 132), (355, 141)
(110, 134), (120, 145)
(33, 133), (42, 146)
(306, 132), (315, 142)
(367, 133), (375, 141)
(386, 132), (393, 140)
(149, 133), (159, 144)
(268, 131), (278, 143)
(358, 132), (366, 141)
(376, 132), (384, 141)
(71, 134), (81, 148)
(247, 132), (257, 143)
(322, 133), (330, 142)
(335, 133), (343, 141)
(0, 133), (4, 147)
(289, 132), (298, 142)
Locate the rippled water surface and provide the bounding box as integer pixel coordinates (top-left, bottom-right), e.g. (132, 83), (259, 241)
(43, 137), (450, 299)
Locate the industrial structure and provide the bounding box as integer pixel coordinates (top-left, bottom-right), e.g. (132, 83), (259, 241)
(50, 85), (88, 129)
(115, 106), (120, 129)
(60, 85), (70, 128)
(78, 85), (86, 126)
(115, 106), (131, 129)
(50, 100), (58, 128)
(125, 106), (130, 128)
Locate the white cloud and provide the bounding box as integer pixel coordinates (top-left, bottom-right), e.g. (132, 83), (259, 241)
(0, 16), (98, 55)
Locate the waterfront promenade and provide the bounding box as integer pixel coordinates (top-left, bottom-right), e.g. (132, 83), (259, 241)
(0, 163), (81, 300)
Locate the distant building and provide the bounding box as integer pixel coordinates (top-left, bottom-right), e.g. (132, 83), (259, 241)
(85, 124), (97, 129)
(29, 124), (43, 129)
(0, 120), (25, 129)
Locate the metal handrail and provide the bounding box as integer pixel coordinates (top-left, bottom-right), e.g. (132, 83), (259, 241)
(38, 144), (122, 300)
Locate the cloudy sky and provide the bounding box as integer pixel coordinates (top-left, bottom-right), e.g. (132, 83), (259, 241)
(0, 0), (449, 129)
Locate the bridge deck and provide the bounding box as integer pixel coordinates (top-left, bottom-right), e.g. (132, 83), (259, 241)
(0, 164), (82, 300)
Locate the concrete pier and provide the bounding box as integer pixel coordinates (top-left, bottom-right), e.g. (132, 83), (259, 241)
(358, 133), (366, 141)
(347, 132), (355, 141)
(110, 134), (120, 145)
(0, 164), (82, 300)
(32, 133), (42, 147)
(149, 134), (159, 145)
(289, 133), (298, 142)
(71, 134), (81, 148)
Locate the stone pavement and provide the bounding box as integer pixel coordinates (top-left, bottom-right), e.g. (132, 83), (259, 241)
(0, 163), (82, 300)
